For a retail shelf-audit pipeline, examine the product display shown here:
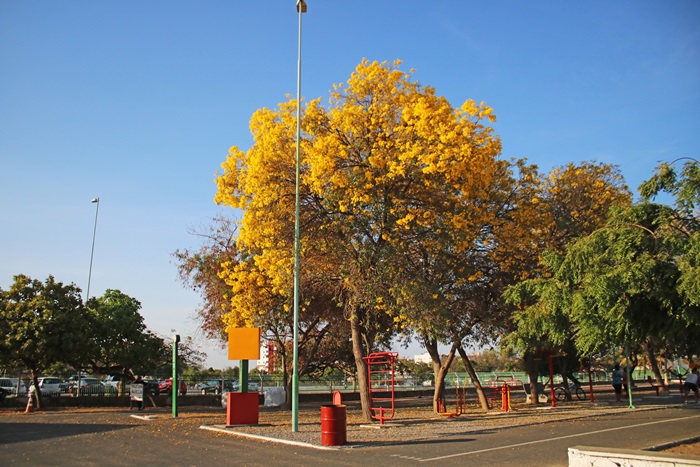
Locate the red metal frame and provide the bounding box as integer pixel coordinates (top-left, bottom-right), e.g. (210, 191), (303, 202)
(486, 378), (523, 412)
(363, 352), (398, 423)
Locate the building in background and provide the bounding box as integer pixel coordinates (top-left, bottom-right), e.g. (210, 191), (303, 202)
(414, 353), (432, 364)
(256, 342), (275, 373)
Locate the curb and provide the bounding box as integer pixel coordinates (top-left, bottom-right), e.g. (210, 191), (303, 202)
(200, 425), (343, 451)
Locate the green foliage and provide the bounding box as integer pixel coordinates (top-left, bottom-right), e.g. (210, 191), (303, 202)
(678, 233), (700, 306)
(84, 289), (169, 376)
(0, 277), (206, 379)
(466, 349), (522, 372)
(639, 159), (700, 219)
(395, 358), (431, 376)
(0, 275), (88, 376)
(507, 160), (700, 363)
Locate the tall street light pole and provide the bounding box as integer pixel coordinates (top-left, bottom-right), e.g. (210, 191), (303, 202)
(86, 197), (100, 300)
(292, 0), (306, 433)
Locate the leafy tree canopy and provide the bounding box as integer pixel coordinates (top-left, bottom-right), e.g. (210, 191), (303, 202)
(0, 274), (88, 396)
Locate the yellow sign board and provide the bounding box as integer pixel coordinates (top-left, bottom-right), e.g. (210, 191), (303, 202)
(227, 327), (261, 360)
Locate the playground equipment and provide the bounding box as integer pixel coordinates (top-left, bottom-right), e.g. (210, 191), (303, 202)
(437, 375), (467, 417)
(363, 351), (398, 424)
(487, 377), (523, 412)
(580, 363), (596, 402)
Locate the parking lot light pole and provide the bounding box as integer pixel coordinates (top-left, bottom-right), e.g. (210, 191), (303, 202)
(292, 0), (307, 434)
(86, 197), (100, 300)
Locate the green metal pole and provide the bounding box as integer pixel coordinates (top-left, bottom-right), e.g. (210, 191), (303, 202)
(241, 360), (249, 393)
(292, 0), (306, 433)
(172, 334), (180, 418)
(625, 342), (635, 409)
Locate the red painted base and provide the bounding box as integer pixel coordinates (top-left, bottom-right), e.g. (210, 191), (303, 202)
(226, 392), (259, 426)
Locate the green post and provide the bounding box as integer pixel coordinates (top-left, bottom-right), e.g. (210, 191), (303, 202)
(241, 360), (249, 393)
(172, 334), (180, 418)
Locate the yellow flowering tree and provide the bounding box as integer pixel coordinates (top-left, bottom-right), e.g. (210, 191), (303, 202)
(216, 59), (507, 420)
(390, 157), (548, 411)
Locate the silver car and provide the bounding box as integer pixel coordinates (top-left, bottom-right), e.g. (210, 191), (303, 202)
(0, 377), (27, 396)
(68, 377), (105, 396)
(37, 377), (63, 396)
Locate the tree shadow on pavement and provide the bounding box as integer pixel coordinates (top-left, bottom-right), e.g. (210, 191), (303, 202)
(0, 422), (134, 444)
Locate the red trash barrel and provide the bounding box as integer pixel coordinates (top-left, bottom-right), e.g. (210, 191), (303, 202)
(320, 404), (347, 446)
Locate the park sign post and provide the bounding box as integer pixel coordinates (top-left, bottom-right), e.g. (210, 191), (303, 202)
(226, 328), (261, 426)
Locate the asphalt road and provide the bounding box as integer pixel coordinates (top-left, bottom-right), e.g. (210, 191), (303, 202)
(1, 405), (698, 466)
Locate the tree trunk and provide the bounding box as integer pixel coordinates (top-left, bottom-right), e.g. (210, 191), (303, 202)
(643, 340), (667, 393)
(525, 352), (541, 406)
(425, 340), (457, 413)
(30, 370), (41, 410)
(350, 313), (372, 422)
(283, 380), (293, 410)
(280, 340), (291, 410)
(457, 345), (489, 410)
(424, 339), (442, 411)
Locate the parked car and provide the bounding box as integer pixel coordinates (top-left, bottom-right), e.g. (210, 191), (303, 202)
(66, 375), (86, 386)
(103, 375), (131, 392)
(158, 378), (187, 395)
(0, 386), (7, 401)
(141, 379), (160, 396)
(231, 381), (260, 392)
(220, 383), (261, 409)
(0, 378), (27, 396)
(37, 377), (63, 396)
(68, 377), (105, 396)
(196, 380), (223, 395)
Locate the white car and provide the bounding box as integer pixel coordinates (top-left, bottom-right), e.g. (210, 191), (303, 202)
(0, 377), (27, 396)
(37, 377), (63, 396)
(103, 375), (130, 391)
(221, 382), (262, 409)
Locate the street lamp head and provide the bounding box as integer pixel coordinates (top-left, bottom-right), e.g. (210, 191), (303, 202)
(91, 198), (99, 203)
(296, 0), (307, 13)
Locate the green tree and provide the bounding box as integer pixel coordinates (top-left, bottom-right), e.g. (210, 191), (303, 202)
(503, 162), (632, 402)
(84, 289), (168, 382)
(507, 158), (700, 391)
(639, 158), (700, 360)
(0, 275), (87, 408)
(82, 290), (209, 391)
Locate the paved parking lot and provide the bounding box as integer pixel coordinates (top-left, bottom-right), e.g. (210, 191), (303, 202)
(1, 393), (699, 466)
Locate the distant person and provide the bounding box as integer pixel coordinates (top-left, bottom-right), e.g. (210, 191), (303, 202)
(612, 363), (624, 402)
(684, 368), (699, 404)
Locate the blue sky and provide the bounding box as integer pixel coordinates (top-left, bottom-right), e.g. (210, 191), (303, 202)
(1, 1), (698, 369)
